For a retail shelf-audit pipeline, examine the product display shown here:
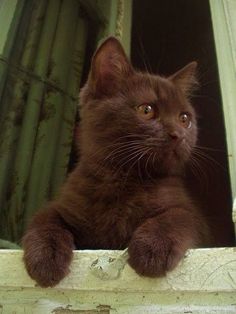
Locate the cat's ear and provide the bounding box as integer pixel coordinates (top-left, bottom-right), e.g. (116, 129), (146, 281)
(169, 62), (198, 96)
(89, 36), (133, 96)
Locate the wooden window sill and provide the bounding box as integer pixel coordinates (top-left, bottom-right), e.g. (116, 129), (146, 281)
(0, 248), (236, 313)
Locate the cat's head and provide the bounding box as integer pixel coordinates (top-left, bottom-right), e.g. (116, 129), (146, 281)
(79, 37), (198, 177)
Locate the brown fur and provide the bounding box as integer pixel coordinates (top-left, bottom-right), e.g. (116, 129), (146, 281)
(22, 37), (210, 287)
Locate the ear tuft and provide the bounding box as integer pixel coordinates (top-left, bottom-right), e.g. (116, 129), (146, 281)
(89, 36), (133, 96)
(169, 62), (198, 96)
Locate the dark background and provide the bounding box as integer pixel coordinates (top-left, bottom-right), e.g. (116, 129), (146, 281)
(131, 0), (234, 246)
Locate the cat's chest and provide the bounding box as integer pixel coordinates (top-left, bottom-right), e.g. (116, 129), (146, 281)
(86, 188), (159, 248)
(76, 177), (183, 248)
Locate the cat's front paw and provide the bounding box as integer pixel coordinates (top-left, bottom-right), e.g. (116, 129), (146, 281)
(24, 248), (72, 287)
(128, 232), (185, 277)
(23, 228), (74, 287)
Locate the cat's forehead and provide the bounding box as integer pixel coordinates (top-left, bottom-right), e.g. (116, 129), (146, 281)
(128, 72), (178, 104)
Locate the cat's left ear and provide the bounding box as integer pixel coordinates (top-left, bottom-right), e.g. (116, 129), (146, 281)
(89, 36), (134, 96)
(169, 62), (198, 96)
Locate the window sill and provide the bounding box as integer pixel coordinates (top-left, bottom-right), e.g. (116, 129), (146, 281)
(0, 248), (236, 313)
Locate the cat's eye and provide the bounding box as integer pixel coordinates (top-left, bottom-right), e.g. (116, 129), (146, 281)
(179, 112), (191, 128)
(137, 104), (155, 120)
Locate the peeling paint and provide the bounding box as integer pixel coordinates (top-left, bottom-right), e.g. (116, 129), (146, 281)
(90, 249), (128, 280)
(52, 305), (110, 314)
(52, 308), (84, 314)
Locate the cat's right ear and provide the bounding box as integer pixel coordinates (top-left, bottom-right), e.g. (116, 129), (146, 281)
(88, 37), (134, 97)
(169, 62), (198, 96)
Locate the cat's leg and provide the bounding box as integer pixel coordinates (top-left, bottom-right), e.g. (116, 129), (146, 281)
(22, 207), (75, 287)
(128, 208), (207, 277)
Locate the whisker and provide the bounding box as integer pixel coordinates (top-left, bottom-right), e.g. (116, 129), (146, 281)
(138, 154), (143, 182)
(116, 147), (146, 171)
(193, 149), (226, 172)
(145, 150), (155, 180)
(111, 146), (145, 169)
(189, 156), (210, 192)
(104, 143), (143, 162)
(96, 145), (144, 176)
(152, 152), (158, 172)
(123, 149), (151, 186)
(114, 148), (146, 182)
(87, 133), (149, 160)
(194, 145), (225, 153)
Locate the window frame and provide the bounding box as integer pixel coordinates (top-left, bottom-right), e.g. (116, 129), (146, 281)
(210, 0), (236, 236)
(0, 249), (236, 312)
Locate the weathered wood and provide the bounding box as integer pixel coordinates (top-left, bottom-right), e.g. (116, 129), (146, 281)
(0, 249), (235, 313)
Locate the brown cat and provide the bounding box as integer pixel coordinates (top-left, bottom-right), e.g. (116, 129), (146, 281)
(23, 37), (210, 287)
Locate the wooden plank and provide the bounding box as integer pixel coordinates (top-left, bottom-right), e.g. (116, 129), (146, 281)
(0, 249), (235, 313)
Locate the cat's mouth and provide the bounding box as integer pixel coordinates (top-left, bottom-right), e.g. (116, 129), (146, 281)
(143, 140), (187, 165)
(163, 140), (189, 164)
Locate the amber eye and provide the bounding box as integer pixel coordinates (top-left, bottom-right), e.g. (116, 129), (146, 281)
(179, 112), (191, 128)
(137, 104), (155, 120)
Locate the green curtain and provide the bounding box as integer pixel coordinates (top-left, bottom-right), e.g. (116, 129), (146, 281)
(0, 0), (131, 244)
(0, 0), (88, 242)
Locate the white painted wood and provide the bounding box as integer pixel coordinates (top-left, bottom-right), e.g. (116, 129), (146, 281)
(0, 249), (236, 313)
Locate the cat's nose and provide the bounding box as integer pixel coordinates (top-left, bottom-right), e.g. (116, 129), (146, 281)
(168, 131), (183, 141)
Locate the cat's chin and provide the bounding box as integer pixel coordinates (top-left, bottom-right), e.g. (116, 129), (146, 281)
(159, 152), (187, 176)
